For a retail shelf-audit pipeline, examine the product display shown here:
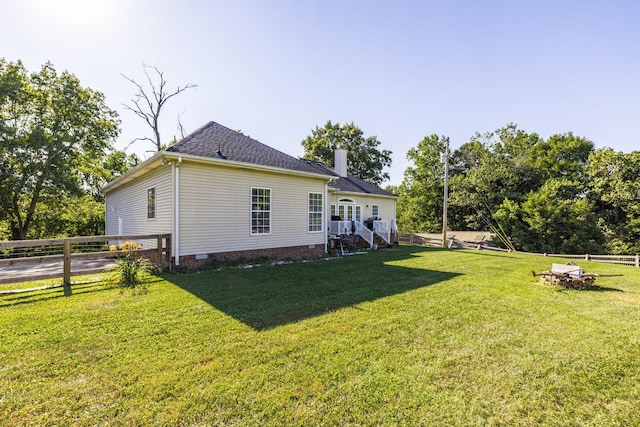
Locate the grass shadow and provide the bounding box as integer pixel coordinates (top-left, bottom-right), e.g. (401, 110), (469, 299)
(551, 284), (625, 293)
(585, 284), (624, 293)
(0, 275), (165, 307)
(0, 281), (111, 307)
(166, 246), (460, 330)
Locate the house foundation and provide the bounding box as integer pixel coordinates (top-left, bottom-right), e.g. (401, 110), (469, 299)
(175, 244), (325, 269)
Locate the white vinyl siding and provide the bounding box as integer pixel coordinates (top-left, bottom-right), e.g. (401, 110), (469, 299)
(308, 192), (323, 232)
(328, 193), (396, 223)
(177, 162), (327, 256)
(105, 165), (172, 237)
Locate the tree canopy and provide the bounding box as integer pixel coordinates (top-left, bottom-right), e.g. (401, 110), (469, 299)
(0, 59), (121, 240)
(396, 123), (638, 254)
(301, 121), (392, 185)
(395, 134), (446, 232)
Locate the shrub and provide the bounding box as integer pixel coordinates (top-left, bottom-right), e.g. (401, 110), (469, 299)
(109, 241), (154, 293)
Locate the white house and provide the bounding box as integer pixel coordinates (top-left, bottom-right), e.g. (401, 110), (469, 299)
(102, 122), (397, 267)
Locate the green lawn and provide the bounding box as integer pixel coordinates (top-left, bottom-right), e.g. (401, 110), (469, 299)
(2, 246), (640, 426)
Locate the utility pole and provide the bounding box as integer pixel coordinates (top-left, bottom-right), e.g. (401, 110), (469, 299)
(441, 137), (450, 248)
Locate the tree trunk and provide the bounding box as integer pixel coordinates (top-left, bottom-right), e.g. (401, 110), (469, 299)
(10, 223), (28, 241)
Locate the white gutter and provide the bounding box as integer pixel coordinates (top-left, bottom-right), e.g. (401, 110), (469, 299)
(327, 189), (399, 200)
(174, 156), (182, 266)
(162, 152), (332, 181)
(324, 181), (329, 254)
(171, 160), (175, 265)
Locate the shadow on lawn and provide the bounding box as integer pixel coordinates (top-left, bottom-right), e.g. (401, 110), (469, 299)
(167, 246), (460, 331)
(0, 276), (165, 307)
(0, 281), (112, 307)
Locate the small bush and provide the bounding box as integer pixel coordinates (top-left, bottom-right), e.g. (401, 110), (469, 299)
(109, 241), (154, 293)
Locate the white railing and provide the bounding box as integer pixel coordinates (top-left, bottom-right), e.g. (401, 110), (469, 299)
(330, 220), (353, 235)
(373, 220), (391, 245)
(355, 222), (374, 247)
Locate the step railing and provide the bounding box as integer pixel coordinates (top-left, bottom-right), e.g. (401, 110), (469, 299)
(373, 220), (391, 245)
(355, 222), (374, 247)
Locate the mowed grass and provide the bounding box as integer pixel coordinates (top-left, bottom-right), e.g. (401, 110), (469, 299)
(2, 246), (640, 426)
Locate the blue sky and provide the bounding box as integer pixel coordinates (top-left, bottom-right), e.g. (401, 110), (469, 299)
(2, 0), (639, 186)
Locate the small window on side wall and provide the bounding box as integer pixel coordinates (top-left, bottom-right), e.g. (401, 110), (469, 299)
(147, 187), (156, 219)
(372, 204), (379, 218)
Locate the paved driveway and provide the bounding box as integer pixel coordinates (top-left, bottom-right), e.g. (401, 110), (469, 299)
(0, 258), (115, 284)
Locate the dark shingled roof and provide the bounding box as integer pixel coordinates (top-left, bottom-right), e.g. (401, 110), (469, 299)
(166, 121), (332, 176)
(301, 160), (398, 198)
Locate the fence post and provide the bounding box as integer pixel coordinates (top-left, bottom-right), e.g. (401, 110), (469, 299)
(166, 235), (172, 271)
(585, 254), (590, 261)
(157, 235), (163, 271)
(636, 254), (639, 268)
(63, 239), (72, 296)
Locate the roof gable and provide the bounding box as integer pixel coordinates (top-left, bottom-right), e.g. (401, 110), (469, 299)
(167, 121), (330, 176)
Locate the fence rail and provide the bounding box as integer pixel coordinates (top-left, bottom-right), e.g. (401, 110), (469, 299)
(0, 234), (172, 286)
(398, 233), (640, 268)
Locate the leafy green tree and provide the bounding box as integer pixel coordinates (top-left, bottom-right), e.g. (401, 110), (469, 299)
(495, 179), (604, 253)
(396, 134), (446, 232)
(447, 140), (491, 230)
(397, 123), (611, 254)
(587, 148), (640, 253)
(531, 133), (594, 183)
(0, 59), (120, 240)
(448, 124), (543, 230)
(301, 120), (392, 185)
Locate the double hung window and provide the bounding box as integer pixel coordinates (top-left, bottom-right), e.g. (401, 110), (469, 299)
(251, 188), (271, 234)
(308, 192), (323, 232)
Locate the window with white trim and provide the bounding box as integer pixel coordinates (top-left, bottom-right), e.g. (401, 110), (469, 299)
(308, 192), (323, 232)
(372, 204), (379, 218)
(251, 187), (271, 234)
(147, 187), (156, 219)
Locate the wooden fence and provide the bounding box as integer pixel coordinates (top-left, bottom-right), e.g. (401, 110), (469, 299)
(0, 234), (172, 287)
(398, 233), (640, 268)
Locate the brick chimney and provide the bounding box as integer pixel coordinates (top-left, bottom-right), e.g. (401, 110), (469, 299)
(334, 148), (348, 177)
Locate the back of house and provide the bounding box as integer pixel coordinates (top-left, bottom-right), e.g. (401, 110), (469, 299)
(102, 122), (398, 267)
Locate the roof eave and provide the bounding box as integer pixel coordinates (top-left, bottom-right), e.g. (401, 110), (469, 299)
(103, 151), (337, 194)
(161, 152), (334, 180)
(328, 188), (399, 199)
(101, 151), (165, 194)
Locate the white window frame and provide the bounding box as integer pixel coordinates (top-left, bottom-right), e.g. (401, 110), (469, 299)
(372, 204), (379, 218)
(251, 187), (272, 235)
(335, 198), (363, 223)
(308, 192), (323, 233)
(147, 187), (156, 220)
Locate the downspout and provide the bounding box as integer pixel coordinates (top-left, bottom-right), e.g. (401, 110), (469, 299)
(393, 198), (397, 242)
(324, 181), (329, 254)
(174, 156), (182, 265)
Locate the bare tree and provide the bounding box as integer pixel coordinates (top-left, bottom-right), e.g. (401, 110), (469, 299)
(122, 64), (196, 151)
